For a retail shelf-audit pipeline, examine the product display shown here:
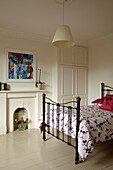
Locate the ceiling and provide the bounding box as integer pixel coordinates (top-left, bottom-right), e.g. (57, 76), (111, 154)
(0, 0), (113, 46)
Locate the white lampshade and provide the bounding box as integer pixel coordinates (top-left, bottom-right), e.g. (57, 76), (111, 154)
(52, 25), (75, 47)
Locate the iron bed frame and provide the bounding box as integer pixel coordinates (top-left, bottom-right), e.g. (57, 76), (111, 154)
(101, 82), (113, 98)
(42, 82), (113, 165)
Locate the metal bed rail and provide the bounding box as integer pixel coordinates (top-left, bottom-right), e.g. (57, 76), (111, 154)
(42, 93), (81, 164)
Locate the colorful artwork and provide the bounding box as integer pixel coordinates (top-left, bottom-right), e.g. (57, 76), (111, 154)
(8, 52), (34, 80)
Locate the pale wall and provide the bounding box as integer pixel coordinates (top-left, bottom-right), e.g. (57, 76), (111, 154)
(0, 35), (57, 98)
(88, 39), (113, 104)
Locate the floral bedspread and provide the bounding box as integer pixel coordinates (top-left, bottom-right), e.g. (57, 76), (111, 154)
(38, 105), (113, 160)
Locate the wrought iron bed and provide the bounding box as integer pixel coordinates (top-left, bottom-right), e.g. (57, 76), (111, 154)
(41, 82), (113, 165)
(101, 82), (113, 98)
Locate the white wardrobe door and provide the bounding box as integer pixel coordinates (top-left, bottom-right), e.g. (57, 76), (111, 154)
(60, 48), (74, 64)
(61, 65), (74, 96)
(74, 46), (88, 66)
(76, 67), (88, 105)
(77, 68), (87, 95)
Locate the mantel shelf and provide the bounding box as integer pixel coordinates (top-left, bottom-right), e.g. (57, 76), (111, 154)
(0, 90), (46, 93)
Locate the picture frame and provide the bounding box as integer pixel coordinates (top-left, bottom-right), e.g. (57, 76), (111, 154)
(6, 49), (36, 83)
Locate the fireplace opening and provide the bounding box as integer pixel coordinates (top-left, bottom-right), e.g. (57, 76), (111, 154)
(14, 108), (28, 130)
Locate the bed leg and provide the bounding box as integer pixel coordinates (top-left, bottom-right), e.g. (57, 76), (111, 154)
(75, 97), (81, 165)
(75, 146), (79, 164)
(43, 93), (46, 141)
(75, 133), (79, 164)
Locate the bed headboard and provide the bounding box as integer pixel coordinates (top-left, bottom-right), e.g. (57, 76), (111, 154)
(101, 83), (113, 98)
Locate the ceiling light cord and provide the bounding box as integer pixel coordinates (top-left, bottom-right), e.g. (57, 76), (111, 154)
(62, 1), (64, 25)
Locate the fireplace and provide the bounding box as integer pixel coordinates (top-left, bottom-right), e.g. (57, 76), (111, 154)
(0, 90), (45, 135)
(14, 108), (28, 130)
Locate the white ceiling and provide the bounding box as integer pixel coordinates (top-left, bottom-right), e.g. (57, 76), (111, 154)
(0, 0), (113, 46)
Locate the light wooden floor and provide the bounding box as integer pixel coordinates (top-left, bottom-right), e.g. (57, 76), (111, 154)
(0, 129), (113, 170)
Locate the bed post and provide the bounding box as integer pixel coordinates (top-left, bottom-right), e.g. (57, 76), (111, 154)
(43, 93), (46, 141)
(101, 83), (104, 98)
(75, 97), (81, 165)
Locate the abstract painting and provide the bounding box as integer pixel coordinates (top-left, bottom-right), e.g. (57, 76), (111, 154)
(6, 49), (36, 82)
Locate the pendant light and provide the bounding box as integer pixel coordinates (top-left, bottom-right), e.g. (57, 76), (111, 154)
(52, 0), (75, 47)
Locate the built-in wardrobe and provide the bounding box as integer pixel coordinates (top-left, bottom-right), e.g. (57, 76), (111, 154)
(56, 46), (88, 106)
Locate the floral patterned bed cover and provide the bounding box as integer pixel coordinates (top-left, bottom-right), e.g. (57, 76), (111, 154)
(38, 105), (113, 160)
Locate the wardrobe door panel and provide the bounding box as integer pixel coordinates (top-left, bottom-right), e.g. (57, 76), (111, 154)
(74, 46), (88, 66)
(60, 48), (74, 64)
(61, 66), (73, 96)
(77, 68), (87, 95)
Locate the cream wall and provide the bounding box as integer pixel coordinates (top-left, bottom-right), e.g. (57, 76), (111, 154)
(88, 39), (113, 104)
(0, 35), (59, 134)
(1, 34), (113, 108)
(0, 34), (57, 98)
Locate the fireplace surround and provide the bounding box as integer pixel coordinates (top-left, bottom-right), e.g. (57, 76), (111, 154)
(0, 90), (45, 135)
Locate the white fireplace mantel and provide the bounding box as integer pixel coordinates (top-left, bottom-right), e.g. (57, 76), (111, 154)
(0, 90), (46, 135)
(0, 90), (46, 93)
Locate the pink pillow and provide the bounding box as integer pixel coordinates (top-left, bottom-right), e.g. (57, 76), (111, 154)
(92, 98), (104, 104)
(106, 94), (113, 98)
(100, 96), (113, 112)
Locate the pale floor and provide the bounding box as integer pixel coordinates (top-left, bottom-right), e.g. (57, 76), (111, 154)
(0, 129), (113, 170)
